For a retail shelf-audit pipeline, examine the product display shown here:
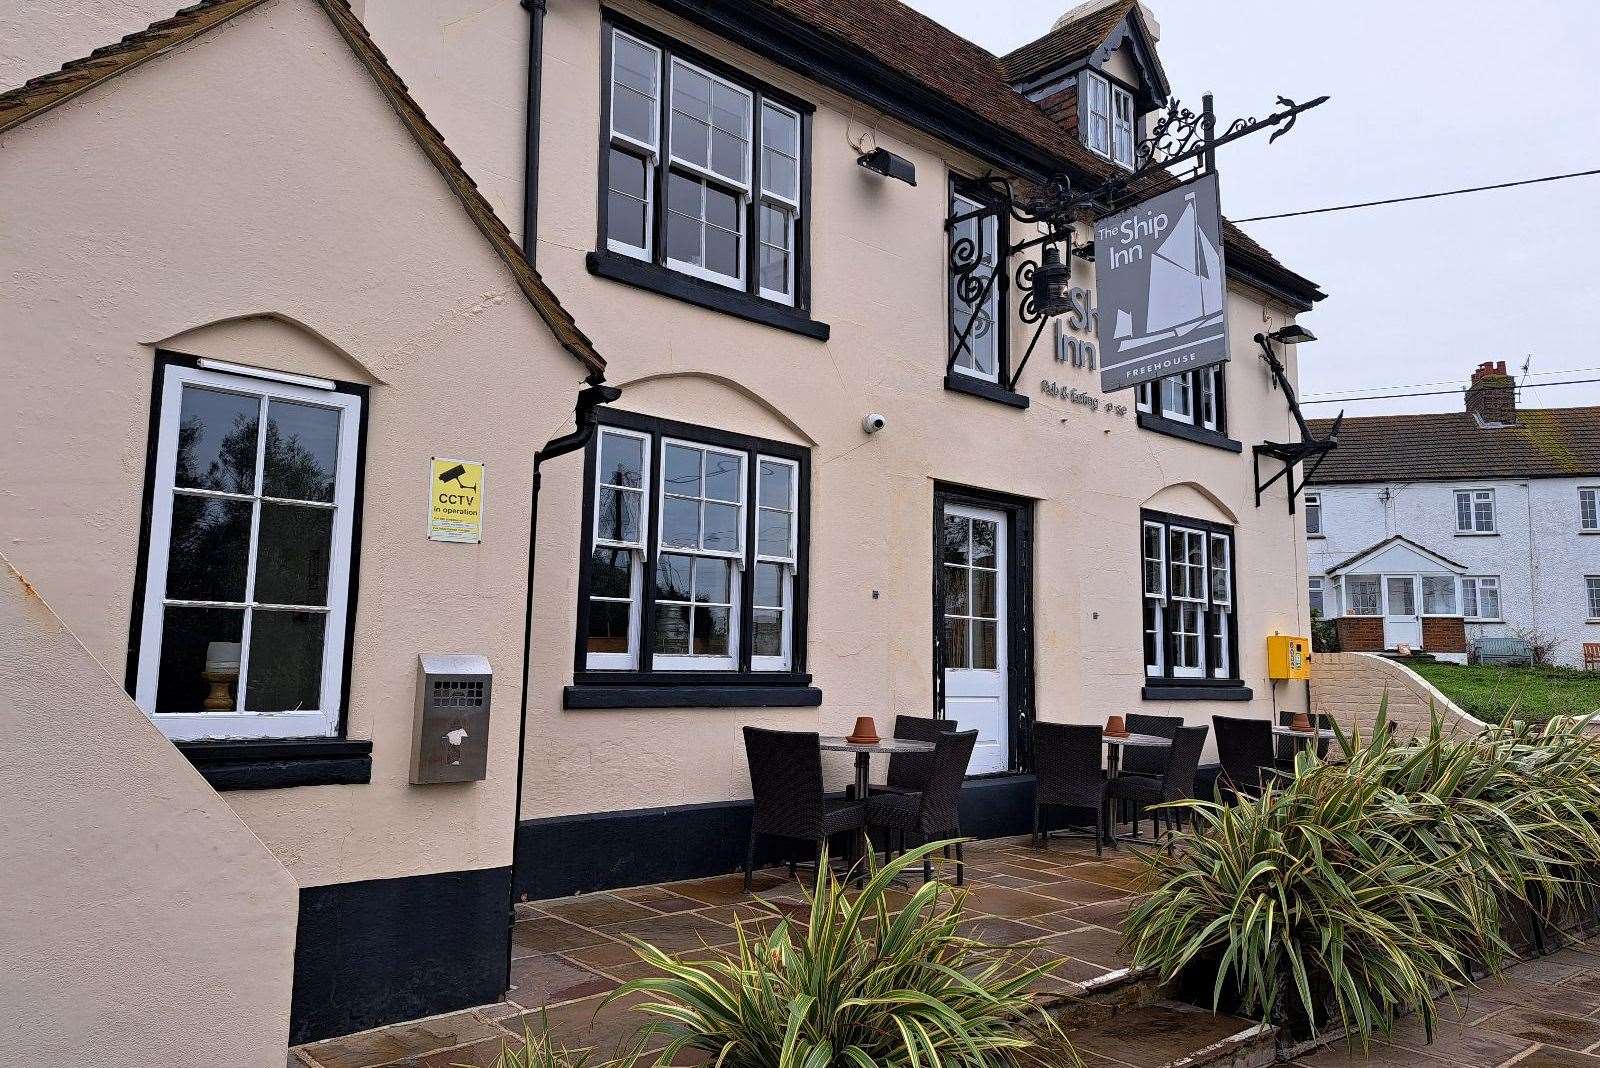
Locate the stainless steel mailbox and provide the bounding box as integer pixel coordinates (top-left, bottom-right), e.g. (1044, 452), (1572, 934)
(411, 654), (492, 784)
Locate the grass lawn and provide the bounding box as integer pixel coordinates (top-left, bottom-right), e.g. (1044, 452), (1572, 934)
(1405, 659), (1600, 723)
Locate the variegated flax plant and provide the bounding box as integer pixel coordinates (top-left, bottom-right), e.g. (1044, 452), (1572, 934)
(1125, 701), (1600, 1050)
(608, 838), (1078, 1068)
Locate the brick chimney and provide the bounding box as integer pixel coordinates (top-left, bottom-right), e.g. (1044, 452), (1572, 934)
(1465, 360), (1515, 424)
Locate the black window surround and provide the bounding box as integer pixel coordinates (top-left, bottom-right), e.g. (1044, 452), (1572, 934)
(945, 177), (1029, 410)
(124, 351), (372, 788)
(1140, 508), (1248, 702)
(1134, 366), (1239, 452)
(591, 14), (827, 342)
(567, 408), (817, 710)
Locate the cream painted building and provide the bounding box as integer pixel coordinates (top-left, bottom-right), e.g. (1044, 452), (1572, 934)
(1, 0), (1327, 1053)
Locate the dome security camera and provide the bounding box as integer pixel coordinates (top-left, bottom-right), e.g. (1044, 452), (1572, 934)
(862, 413), (887, 434)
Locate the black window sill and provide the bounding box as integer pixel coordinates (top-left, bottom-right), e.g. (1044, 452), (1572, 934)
(177, 738), (372, 791)
(944, 372), (1029, 409)
(1141, 683), (1254, 702)
(1136, 412), (1242, 452)
(565, 677), (822, 709)
(587, 250), (829, 340)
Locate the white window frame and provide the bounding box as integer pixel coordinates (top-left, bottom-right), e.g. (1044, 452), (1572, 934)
(663, 57), (752, 291)
(1142, 519), (1166, 676)
(1168, 525), (1208, 678)
(1461, 575), (1500, 621)
(1083, 71), (1112, 158)
(1346, 574), (1382, 616)
(751, 455), (798, 671)
(1110, 83), (1136, 169)
(586, 427), (651, 670)
(1581, 487), (1600, 532)
(1208, 532), (1232, 679)
(1160, 373), (1194, 421)
(949, 186), (1002, 384)
(1197, 365), (1220, 431)
(1134, 381), (1153, 414)
(1421, 575), (1458, 617)
(1455, 488), (1496, 534)
(606, 30), (662, 261)
(135, 364), (360, 741)
(1588, 577), (1600, 622)
(1308, 576), (1325, 619)
(1304, 491), (1322, 536)
(653, 438), (745, 671)
(756, 100), (800, 306)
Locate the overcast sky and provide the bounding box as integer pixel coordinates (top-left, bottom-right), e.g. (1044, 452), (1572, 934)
(905, 0), (1600, 417)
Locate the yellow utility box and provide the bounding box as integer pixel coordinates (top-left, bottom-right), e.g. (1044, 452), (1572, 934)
(1267, 635), (1311, 680)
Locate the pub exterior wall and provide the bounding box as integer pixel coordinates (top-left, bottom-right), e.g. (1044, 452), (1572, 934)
(366, 0), (1317, 819)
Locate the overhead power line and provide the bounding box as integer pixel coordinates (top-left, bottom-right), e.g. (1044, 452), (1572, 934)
(1300, 376), (1600, 405)
(1302, 364), (1600, 401)
(1236, 167), (1600, 223)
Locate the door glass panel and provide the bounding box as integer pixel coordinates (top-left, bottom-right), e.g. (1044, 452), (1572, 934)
(1387, 577), (1416, 615)
(942, 514), (970, 564)
(971, 568), (997, 618)
(943, 616), (970, 669)
(970, 519), (997, 568)
(971, 620), (998, 669)
(175, 386), (259, 493)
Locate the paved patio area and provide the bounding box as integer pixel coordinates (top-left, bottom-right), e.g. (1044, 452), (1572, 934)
(1293, 936), (1600, 1068)
(290, 834), (1153, 1067)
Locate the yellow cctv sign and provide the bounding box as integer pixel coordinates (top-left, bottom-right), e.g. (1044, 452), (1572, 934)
(429, 458), (484, 543)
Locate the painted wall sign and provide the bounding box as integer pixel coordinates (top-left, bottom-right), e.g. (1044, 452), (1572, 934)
(1095, 172), (1230, 393)
(1039, 380), (1127, 416)
(429, 458), (484, 543)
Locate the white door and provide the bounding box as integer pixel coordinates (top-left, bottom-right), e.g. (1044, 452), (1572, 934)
(1384, 575), (1422, 649)
(941, 505), (1008, 774)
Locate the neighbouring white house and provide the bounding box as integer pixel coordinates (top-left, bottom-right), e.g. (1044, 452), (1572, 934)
(1306, 361), (1600, 668)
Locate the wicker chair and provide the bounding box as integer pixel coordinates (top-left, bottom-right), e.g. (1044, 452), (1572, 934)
(1031, 722), (1108, 857)
(867, 729), (978, 884)
(873, 714), (958, 796)
(743, 726), (866, 890)
(1275, 709), (1330, 762)
(1107, 725), (1208, 845)
(1212, 715), (1276, 802)
(1123, 713), (1182, 775)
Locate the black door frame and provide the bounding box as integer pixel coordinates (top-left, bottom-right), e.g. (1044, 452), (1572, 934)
(931, 482), (1036, 772)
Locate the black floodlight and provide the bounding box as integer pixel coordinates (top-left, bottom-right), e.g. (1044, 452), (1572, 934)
(1266, 324), (1317, 345)
(1071, 239), (1095, 262)
(856, 147), (917, 186)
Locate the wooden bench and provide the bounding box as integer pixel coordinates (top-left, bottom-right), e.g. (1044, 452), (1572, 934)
(1585, 643), (1600, 671)
(1475, 636), (1533, 666)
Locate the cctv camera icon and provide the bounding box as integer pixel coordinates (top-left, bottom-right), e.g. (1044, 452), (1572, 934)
(437, 463), (478, 491)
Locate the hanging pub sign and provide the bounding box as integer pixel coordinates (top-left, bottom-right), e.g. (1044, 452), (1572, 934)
(1095, 172), (1230, 393)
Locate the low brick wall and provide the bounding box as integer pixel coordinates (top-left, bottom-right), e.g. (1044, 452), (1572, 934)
(1422, 616), (1467, 653)
(1335, 616), (1384, 652)
(1311, 652), (1486, 740)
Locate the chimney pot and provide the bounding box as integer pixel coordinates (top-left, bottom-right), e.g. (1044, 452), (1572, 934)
(1466, 360), (1515, 424)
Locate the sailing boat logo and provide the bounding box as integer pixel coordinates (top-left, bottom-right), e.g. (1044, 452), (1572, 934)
(1096, 173), (1231, 393)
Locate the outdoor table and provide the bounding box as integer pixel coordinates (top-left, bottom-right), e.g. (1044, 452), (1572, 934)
(819, 736), (936, 860)
(1273, 724), (1336, 752)
(1102, 732), (1172, 846)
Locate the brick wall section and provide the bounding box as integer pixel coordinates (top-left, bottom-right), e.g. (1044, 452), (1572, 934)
(1311, 652), (1485, 740)
(1422, 616), (1467, 653)
(1336, 616), (1384, 652)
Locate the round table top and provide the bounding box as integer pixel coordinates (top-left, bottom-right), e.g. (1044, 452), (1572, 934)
(819, 736), (936, 754)
(1273, 725), (1336, 739)
(1102, 732), (1171, 748)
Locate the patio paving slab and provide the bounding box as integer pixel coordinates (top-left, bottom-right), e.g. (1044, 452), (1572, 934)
(1066, 1000), (1257, 1068)
(507, 953), (616, 1008)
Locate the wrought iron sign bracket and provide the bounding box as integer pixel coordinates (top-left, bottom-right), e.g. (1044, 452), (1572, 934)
(942, 92), (1328, 397)
(1252, 333), (1341, 514)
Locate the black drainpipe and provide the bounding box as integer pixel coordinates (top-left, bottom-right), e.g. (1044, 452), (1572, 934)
(506, 373), (621, 980)
(520, 0), (546, 265)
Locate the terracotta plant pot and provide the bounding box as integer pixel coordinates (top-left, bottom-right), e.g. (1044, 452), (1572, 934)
(846, 716), (880, 745)
(1105, 714), (1128, 737)
(1291, 710), (1314, 732)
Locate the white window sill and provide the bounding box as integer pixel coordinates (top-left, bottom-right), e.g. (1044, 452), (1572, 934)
(1454, 531), (1499, 537)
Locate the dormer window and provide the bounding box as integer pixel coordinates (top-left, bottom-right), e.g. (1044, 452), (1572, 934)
(1083, 71), (1135, 169)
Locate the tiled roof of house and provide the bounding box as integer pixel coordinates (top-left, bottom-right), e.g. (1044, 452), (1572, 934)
(0, 0), (605, 375)
(1325, 535), (1465, 576)
(755, 0), (1322, 306)
(998, 0), (1137, 84)
(1306, 407), (1600, 484)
